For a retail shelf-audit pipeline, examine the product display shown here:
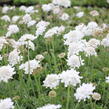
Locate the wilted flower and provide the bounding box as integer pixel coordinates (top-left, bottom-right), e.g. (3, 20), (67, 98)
(92, 92), (101, 101)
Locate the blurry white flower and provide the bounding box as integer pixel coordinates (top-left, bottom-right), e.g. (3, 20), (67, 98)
(84, 46), (97, 57)
(0, 55), (2, 61)
(106, 76), (109, 83)
(1, 15), (10, 22)
(12, 16), (20, 23)
(74, 83), (95, 102)
(27, 20), (36, 27)
(107, 0), (109, 3)
(90, 10), (99, 16)
(60, 13), (69, 21)
(0, 37), (8, 51)
(37, 104), (61, 109)
(2, 6), (10, 13)
(35, 54), (44, 61)
(64, 30), (84, 45)
(67, 55), (84, 68)
(19, 59), (40, 74)
(76, 12), (84, 18)
(22, 14), (32, 24)
(19, 5), (27, 11)
(42, 3), (53, 12)
(59, 69), (82, 87)
(25, 6), (34, 13)
(44, 26), (65, 38)
(52, 0), (71, 8)
(101, 34), (109, 47)
(52, 6), (61, 14)
(87, 38), (100, 49)
(6, 25), (19, 37)
(0, 98), (14, 109)
(36, 20), (50, 36)
(0, 65), (16, 82)
(43, 74), (60, 89)
(92, 92), (101, 101)
(8, 49), (22, 66)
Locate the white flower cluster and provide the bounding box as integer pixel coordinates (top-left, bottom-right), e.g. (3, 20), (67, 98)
(19, 59), (40, 74)
(0, 65), (16, 82)
(74, 83), (95, 102)
(0, 98), (14, 109)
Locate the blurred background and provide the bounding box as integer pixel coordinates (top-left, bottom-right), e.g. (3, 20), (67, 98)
(0, 0), (109, 7)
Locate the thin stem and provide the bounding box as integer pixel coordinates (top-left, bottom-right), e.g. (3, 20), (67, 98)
(66, 86), (70, 109)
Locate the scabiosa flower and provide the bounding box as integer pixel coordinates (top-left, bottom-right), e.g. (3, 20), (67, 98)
(1, 15), (11, 22)
(0, 98), (14, 109)
(76, 12), (84, 18)
(27, 20), (36, 27)
(2, 6), (10, 13)
(8, 49), (22, 66)
(12, 16), (20, 23)
(87, 38), (100, 49)
(42, 3), (53, 12)
(36, 20), (50, 37)
(74, 83), (95, 102)
(37, 104), (61, 109)
(0, 37), (8, 51)
(64, 30), (84, 45)
(22, 14), (32, 24)
(52, 0), (71, 8)
(67, 55), (84, 68)
(0, 55), (2, 61)
(90, 10), (99, 16)
(92, 92), (101, 101)
(19, 59), (40, 74)
(84, 46), (97, 57)
(43, 74), (60, 89)
(6, 25), (19, 37)
(0, 65), (16, 82)
(59, 69), (82, 87)
(59, 13), (69, 21)
(35, 54), (44, 61)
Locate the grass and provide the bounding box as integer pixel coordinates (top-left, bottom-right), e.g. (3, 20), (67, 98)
(0, 4), (109, 109)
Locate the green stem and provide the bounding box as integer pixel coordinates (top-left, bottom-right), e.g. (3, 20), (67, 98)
(66, 86), (70, 109)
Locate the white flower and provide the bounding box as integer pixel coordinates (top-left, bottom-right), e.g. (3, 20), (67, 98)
(0, 98), (14, 109)
(74, 83), (95, 102)
(101, 34), (109, 47)
(52, 0), (71, 8)
(52, 6), (61, 14)
(64, 30), (84, 45)
(19, 59), (40, 74)
(42, 3), (53, 12)
(37, 104), (61, 109)
(84, 46), (97, 57)
(12, 16), (20, 23)
(0, 65), (16, 82)
(19, 34), (36, 42)
(8, 49), (22, 66)
(27, 20), (36, 27)
(1, 15), (10, 22)
(107, 0), (109, 3)
(0, 37), (8, 51)
(67, 55), (84, 68)
(68, 40), (86, 56)
(106, 76), (109, 83)
(59, 13), (69, 21)
(0, 55), (2, 61)
(22, 14), (32, 24)
(43, 74), (60, 89)
(19, 5), (27, 11)
(36, 20), (50, 36)
(87, 38), (100, 49)
(76, 12), (84, 18)
(2, 6), (10, 13)
(35, 54), (44, 61)
(25, 6), (34, 13)
(44, 26), (65, 38)
(59, 69), (82, 87)
(6, 25), (19, 37)
(90, 10), (99, 16)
